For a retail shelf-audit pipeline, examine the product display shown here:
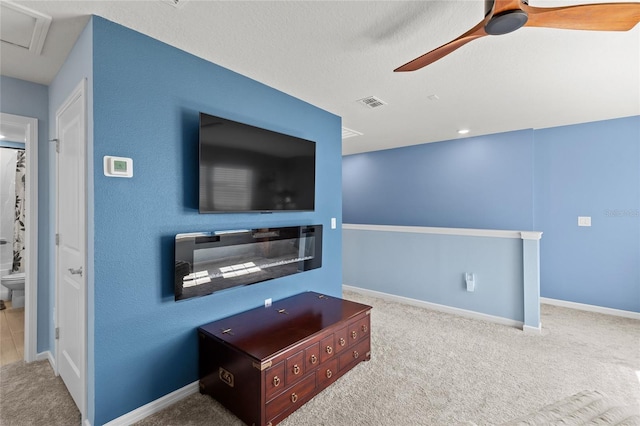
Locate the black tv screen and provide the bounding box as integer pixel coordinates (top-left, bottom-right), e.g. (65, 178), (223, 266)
(199, 112), (316, 213)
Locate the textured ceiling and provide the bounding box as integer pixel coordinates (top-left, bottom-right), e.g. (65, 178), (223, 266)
(1, 0), (639, 155)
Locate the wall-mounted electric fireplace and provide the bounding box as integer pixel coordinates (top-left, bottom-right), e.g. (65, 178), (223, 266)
(174, 225), (322, 301)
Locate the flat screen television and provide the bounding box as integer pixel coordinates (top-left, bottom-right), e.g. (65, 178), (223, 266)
(199, 112), (316, 213)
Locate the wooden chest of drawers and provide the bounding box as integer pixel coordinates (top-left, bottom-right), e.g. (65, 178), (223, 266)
(198, 291), (372, 426)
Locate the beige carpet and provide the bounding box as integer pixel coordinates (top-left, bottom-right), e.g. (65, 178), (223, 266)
(1, 290), (639, 425)
(0, 357), (80, 425)
(501, 390), (640, 425)
(138, 290), (640, 426)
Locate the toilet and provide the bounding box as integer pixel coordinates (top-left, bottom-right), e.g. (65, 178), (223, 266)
(1, 272), (25, 309)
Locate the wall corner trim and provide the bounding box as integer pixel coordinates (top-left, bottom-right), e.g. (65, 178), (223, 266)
(102, 381), (199, 426)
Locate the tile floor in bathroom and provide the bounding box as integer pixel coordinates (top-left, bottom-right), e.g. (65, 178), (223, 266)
(0, 301), (24, 367)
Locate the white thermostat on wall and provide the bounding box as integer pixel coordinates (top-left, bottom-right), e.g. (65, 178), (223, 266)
(104, 156), (133, 178)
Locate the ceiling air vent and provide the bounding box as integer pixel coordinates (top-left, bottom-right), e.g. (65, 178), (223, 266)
(0, 1), (51, 55)
(357, 96), (387, 109)
(342, 127), (363, 139)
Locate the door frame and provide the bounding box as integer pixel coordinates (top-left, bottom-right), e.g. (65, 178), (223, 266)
(0, 112), (38, 363)
(54, 79), (87, 421)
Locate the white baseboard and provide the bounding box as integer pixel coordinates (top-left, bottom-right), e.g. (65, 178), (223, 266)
(523, 323), (542, 334)
(343, 284), (524, 329)
(103, 381), (199, 426)
(35, 350), (56, 371)
(541, 297), (640, 320)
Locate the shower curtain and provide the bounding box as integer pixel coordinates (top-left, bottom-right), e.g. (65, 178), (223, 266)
(12, 150), (25, 273)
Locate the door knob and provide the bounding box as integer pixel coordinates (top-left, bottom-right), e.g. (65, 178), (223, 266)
(68, 267), (83, 277)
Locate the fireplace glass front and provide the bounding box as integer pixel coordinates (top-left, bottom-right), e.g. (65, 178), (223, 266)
(174, 225), (322, 301)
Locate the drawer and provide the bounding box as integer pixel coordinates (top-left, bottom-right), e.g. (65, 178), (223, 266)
(347, 314), (370, 345)
(334, 326), (348, 354)
(266, 372), (316, 420)
(317, 358), (338, 386)
(320, 334), (335, 363)
(285, 351), (305, 386)
(265, 361), (285, 399)
(305, 342), (320, 370)
(339, 338), (370, 372)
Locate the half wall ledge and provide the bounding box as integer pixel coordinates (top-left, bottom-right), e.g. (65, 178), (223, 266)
(342, 224), (543, 332)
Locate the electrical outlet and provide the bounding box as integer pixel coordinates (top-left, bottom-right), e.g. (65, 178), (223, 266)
(578, 216), (591, 227)
(265, 298), (272, 307)
(465, 273), (475, 292)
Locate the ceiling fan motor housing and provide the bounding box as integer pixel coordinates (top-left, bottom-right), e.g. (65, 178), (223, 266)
(484, 0), (529, 17)
(485, 10), (529, 35)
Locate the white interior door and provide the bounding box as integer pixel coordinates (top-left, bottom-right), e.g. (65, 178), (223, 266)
(55, 80), (86, 417)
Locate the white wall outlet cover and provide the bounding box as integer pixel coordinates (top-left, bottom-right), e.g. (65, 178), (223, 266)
(104, 156), (133, 178)
(331, 218), (337, 229)
(465, 273), (475, 292)
(578, 216), (591, 227)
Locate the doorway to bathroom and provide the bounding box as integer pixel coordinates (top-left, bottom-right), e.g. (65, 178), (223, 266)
(0, 113), (38, 366)
(0, 145), (25, 365)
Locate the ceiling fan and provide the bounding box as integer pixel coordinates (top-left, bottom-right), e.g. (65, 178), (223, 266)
(394, 0), (640, 72)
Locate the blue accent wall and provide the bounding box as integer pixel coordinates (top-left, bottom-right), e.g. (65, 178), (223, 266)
(88, 16), (341, 424)
(343, 116), (639, 313)
(534, 117), (639, 312)
(0, 75), (50, 352)
(343, 130), (535, 230)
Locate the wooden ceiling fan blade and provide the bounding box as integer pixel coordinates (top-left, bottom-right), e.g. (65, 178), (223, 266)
(523, 3), (640, 31)
(394, 21), (488, 72)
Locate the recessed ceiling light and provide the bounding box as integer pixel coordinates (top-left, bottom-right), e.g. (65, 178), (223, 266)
(0, 135), (5, 139)
(458, 129), (470, 135)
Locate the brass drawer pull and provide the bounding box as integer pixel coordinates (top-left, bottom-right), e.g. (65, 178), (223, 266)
(339, 337), (346, 346)
(291, 392), (298, 403)
(273, 376), (280, 387)
(362, 325), (368, 333)
(293, 364), (300, 375)
(353, 350), (359, 359)
(310, 354), (317, 364)
(326, 345), (333, 355)
(326, 369), (332, 379)
(351, 330), (358, 340)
